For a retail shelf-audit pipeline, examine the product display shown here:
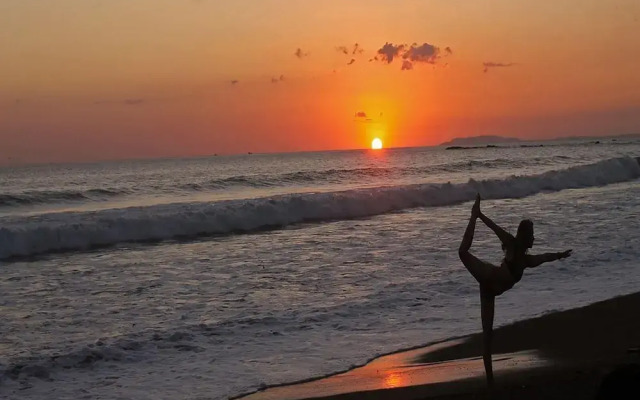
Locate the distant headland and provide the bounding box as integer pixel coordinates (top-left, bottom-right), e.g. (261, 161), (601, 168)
(440, 133), (640, 149)
(440, 135), (523, 147)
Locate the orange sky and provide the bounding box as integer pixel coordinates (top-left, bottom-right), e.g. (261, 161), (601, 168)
(2, 0), (640, 165)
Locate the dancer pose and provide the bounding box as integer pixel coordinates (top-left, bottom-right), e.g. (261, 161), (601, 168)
(458, 194), (572, 388)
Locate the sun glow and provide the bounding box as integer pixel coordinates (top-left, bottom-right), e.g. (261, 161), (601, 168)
(371, 138), (383, 150)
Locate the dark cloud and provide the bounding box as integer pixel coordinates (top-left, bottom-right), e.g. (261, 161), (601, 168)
(403, 43), (440, 63)
(483, 62), (515, 68)
(336, 43), (364, 57)
(347, 59), (356, 65)
(354, 111), (383, 124)
(377, 42), (405, 63)
(94, 98), (145, 105)
(336, 46), (349, 55)
(230, 80), (239, 85)
(375, 42), (451, 69)
(271, 75), (285, 83)
(294, 48), (309, 59)
(483, 62), (515, 73)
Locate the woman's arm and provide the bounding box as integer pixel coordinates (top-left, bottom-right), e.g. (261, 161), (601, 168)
(526, 250), (572, 268)
(479, 212), (515, 246)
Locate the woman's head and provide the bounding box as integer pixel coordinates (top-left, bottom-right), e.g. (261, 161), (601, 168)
(516, 219), (534, 249)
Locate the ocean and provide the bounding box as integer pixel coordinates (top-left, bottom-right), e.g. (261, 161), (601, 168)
(1, 138), (640, 399)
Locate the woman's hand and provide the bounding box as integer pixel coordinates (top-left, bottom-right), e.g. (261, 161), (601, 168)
(471, 193), (481, 218)
(558, 249), (572, 259)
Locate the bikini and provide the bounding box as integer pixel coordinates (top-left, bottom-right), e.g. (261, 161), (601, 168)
(504, 253), (525, 283)
(483, 246), (524, 296)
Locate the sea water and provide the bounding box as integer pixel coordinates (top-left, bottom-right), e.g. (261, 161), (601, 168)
(1, 138), (640, 399)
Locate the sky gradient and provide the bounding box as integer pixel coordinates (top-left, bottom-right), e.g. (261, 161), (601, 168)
(2, 0), (640, 164)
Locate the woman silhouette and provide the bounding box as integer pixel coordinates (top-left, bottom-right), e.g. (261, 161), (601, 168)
(458, 194), (572, 387)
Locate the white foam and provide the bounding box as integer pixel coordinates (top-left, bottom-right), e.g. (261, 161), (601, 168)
(1, 157), (638, 259)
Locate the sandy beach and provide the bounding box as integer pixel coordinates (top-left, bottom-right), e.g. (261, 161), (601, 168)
(240, 292), (640, 400)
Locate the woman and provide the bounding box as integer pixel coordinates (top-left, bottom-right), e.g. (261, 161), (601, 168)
(458, 194), (572, 388)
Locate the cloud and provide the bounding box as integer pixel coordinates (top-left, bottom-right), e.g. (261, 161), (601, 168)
(483, 62), (515, 68)
(336, 46), (349, 55)
(294, 48), (309, 59)
(483, 62), (515, 73)
(354, 110), (383, 124)
(336, 43), (364, 57)
(347, 59), (356, 65)
(403, 43), (440, 63)
(94, 98), (145, 105)
(230, 80), (239, 85)
(375, 41), (451, 69)
(271, 75), (285, 83)
(377, 42), (405, 63)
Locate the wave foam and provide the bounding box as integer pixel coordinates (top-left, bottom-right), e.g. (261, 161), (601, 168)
(1, 329), (204, 382)
(0, 188), (128, 207)
(1, 157), (638, 259)
(0, 155), (571, 208)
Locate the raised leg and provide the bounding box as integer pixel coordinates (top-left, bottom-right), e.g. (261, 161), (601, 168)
(458, 211), (477, 255)
(459, 214), (493, 285)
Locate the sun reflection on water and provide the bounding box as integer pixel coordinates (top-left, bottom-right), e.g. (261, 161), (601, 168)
(382, 371), (406, 388)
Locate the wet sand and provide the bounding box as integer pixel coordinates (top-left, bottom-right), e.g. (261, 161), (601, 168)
(239, 292), (640, 400)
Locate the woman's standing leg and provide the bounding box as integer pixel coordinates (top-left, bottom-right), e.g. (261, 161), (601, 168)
(480, 291), (495, 389)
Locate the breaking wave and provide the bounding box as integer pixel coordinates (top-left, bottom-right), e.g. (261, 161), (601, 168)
(1, 157), (638, 260)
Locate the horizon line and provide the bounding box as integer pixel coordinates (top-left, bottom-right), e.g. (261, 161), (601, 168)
(2, 132), (638, 169)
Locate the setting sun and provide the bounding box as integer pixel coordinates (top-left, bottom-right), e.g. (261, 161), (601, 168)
(371, 138), (383, 150)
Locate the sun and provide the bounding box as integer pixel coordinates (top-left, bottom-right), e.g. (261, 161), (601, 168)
(371, 138), (383, 150)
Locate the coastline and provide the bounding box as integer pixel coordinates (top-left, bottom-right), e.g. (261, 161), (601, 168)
(240, 292), (640, 400)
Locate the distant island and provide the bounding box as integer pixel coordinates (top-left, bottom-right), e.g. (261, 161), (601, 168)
(440, 133), (640, 149)
(440, 135), (523, 147)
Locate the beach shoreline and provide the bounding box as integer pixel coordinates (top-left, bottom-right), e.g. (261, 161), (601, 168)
(240, 292), (640, 400)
